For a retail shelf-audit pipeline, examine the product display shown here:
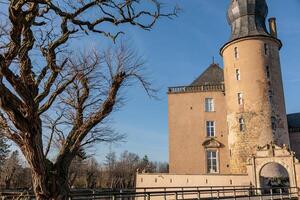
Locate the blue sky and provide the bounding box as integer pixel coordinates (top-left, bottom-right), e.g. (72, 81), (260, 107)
(2, 1), (300, 163)
(92, 0), (300, 163)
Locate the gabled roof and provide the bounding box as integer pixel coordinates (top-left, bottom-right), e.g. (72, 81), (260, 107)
(287, 113), (300, 128)
(190, 63), (224, 86)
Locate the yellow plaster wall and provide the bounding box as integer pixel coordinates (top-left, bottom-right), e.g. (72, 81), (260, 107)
(168, 91), (230, 174)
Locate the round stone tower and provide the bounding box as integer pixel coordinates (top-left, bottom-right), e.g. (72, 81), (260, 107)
(220, 0), (290, 174)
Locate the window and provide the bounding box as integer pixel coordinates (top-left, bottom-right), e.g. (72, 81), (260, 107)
(206, 121), (215, 137)
(239, 118), (245, 132)
(264, 43), (269, 56)
(271, 117), (277, 131)
(266, 66), (271, 79)
(205, 98), (214, 112)
(207, 150), (218, 173)
(236, 69), (240, 80)
(269, 90), (273, 103)
(237, 93), (243, 105)
(234, 47), (239, 59)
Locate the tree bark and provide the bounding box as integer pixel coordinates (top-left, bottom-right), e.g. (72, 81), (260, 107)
(31, 165), (70, 200)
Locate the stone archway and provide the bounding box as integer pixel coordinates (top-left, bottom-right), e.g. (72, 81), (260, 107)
(246, 143), (298, 189)
(259, 162), (290, 193)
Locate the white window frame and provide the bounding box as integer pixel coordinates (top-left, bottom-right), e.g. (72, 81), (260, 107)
(237, 93), (243, 105)
(236, 69), (241, 80)
(206, 121), (215, 137)
(206, 150), (219, 173)
(205, 98), (214, 112)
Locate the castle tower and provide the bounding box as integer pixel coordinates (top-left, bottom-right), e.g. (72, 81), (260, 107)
(220, 0), (290, 174)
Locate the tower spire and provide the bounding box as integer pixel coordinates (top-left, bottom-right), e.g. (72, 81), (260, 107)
(227, 0), (270, 41)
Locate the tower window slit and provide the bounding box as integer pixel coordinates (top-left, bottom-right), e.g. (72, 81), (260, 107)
(239, 118), (245, 132)
(269, 90), (274, 103)
(234, 47), (239, 59)
(264, 43), (269, 56)
(271, 117), (277, 131)
(238, 93), (243, 105)
(236, 69), (240, 80)
(266, 66), (271, 79)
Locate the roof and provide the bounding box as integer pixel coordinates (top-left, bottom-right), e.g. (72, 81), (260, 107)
(227, 0), (270, 41)
(287, 113), (300, 128)
(190, 63), (224, 86)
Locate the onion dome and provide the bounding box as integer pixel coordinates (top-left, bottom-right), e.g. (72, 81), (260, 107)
(227, 0), (271, 41)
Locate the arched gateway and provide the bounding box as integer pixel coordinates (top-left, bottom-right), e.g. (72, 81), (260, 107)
(260, 162), (290, 190)
(246, 143), (298, 189)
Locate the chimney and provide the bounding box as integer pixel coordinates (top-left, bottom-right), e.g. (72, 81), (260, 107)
(268, 18), (278, 38)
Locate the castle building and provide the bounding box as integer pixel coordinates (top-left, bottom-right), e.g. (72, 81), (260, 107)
(136, 0), (300, 191)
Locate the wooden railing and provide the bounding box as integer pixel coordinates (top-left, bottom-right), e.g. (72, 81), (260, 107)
(168, 84), (225, 94)
(0, 186), (298, 199)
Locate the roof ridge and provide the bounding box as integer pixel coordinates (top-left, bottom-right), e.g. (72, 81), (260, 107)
(190, 63), (224, 86)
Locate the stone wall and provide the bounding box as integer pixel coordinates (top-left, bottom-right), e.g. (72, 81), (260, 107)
(136, 143), (300, 192)
(136, 173), (250, 188)
(221, 37), (290, 174)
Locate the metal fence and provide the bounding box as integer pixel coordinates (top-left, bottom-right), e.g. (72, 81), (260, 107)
(0, 186), (299, 200)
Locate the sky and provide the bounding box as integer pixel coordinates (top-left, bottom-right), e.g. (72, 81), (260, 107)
(1, 1), (300, 164)
(93, 0), (300, 163)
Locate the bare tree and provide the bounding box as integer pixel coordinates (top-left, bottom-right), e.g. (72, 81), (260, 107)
(0, 0), (177, 199)
(0, 151), (22, 189)
(0, 133), (10, 167)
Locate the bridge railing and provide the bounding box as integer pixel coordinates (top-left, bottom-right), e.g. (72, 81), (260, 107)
(0, 186), (299, 199)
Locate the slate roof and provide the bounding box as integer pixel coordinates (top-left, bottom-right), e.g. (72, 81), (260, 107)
(190, 63), (224, 86)
(227, 0), (270, 42)
(287, 113), (300, 128)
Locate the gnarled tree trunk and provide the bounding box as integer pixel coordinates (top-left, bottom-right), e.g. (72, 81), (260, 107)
(0, 1), (176, 199)
(31, 163), (70, 199)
